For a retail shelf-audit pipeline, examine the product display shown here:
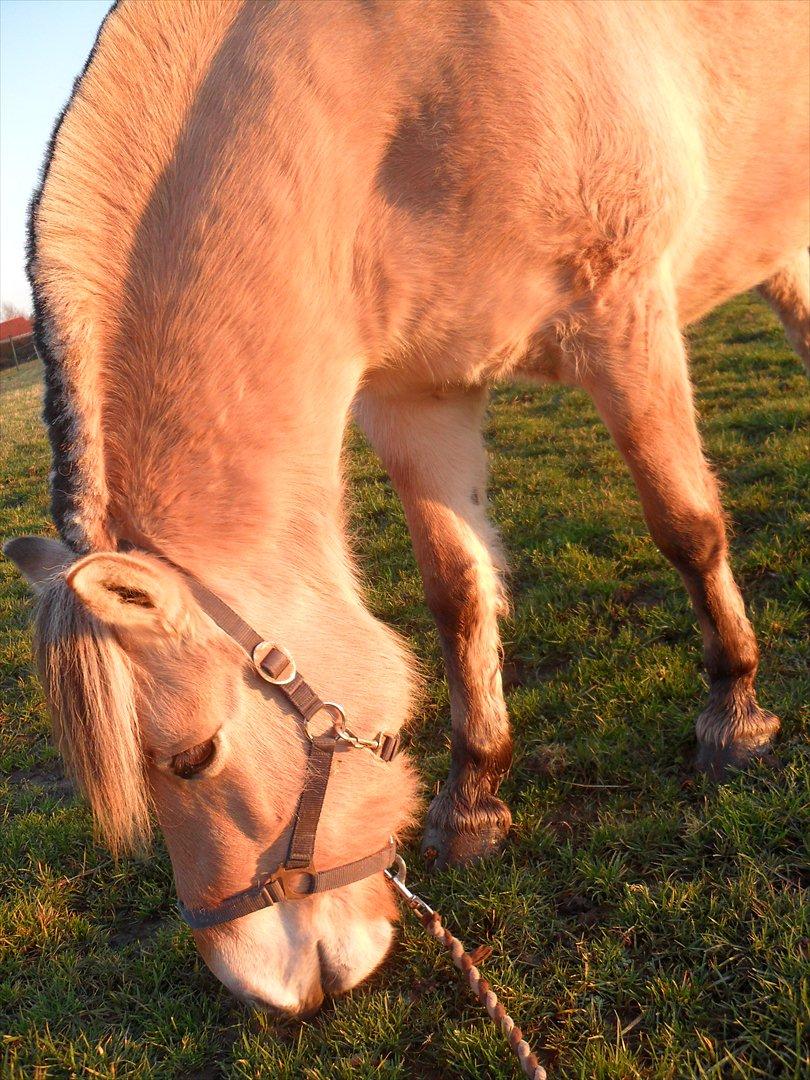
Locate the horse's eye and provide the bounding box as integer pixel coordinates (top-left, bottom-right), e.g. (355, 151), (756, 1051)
(171, 738), (216, 779)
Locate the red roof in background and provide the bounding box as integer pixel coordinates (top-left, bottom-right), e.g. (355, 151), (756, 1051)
(0, 316), (33, 342)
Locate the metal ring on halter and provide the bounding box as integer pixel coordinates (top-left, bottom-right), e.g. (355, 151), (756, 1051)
(252, 641), (297, 685)
(305, 701), (346, 742)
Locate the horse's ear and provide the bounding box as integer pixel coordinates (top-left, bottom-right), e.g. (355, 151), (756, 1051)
(3, 536), (75, 589)
(65, 552), (196, 639)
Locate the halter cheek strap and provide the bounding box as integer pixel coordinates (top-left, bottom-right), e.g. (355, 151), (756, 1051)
(121, 543), (402, 930)
(179, 571), (402, 763)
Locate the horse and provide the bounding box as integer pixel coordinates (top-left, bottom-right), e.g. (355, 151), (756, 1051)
(5, 0), (808, 1016)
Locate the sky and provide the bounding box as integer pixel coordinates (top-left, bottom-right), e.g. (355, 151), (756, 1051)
(0, 0), (112, 313)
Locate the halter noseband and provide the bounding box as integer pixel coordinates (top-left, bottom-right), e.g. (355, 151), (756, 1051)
(126, 546), (402, 930)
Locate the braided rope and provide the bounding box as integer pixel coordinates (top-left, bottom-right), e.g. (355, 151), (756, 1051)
(420, 910), (546, 1080)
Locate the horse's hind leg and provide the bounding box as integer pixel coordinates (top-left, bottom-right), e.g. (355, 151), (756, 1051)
(757, 249), (810, 371)
(356, 385), (512, 868)
(580, 277), (780, 777)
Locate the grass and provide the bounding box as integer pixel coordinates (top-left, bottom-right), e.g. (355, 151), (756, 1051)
(1, 292), (808, 1079)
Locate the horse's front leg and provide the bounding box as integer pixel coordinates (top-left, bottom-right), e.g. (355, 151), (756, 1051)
(357, 385), (512, 868)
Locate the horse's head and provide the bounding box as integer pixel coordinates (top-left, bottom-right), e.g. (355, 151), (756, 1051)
(6, 536), (418, 1015)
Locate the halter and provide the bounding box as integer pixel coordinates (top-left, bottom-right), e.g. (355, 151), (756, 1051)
(125, 546), (402, 931)
(105, 548), (547, 1077)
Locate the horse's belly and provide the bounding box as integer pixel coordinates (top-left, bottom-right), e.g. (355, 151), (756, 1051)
(677, 187), (810, 327)
(674, 21), (810, 324)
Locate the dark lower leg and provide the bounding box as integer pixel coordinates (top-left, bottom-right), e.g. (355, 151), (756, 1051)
(656, 508), (779, 776)
(357, 387), (513, 866)
(416, 505), (513, 866)
(586, 287), (780, 777)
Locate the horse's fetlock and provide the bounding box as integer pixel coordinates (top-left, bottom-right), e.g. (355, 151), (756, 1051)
(454, 732), (513, 781)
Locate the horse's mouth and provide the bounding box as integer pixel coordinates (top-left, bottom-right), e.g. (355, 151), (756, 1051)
(242, 986), (326, 1020)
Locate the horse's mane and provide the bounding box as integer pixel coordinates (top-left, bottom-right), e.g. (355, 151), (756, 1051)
(34, 575), (151, 854)
(29, 1), (241, 553)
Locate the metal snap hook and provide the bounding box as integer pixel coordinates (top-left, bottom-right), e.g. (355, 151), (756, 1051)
(384, 855), (435, 916)
(390, 854), (407, 884)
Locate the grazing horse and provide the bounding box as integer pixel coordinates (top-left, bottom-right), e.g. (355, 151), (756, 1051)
(5, 0), (809, 1015)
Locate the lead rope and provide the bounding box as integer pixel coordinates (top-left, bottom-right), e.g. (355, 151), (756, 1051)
(386, 860), (546, 1080)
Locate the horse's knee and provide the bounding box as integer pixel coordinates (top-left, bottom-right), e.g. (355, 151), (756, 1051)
(654, 505), (726, 577)
(423, 552), (480, 637)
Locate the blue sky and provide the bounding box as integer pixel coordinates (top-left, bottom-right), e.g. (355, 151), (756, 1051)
(1, 0), (112, 312)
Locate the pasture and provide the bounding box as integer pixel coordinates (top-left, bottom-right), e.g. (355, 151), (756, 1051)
(1, 292), (808, 1078)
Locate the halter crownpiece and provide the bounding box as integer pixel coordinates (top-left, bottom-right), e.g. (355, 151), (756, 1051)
(120, 542), (402, 930)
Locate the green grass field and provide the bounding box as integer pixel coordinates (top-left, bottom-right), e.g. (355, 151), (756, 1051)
(1, 293), (808, 1079)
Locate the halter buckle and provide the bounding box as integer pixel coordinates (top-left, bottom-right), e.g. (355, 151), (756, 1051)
(252, 642), (297, 685)
(336, 727), (401, 759)
(261, 865), (318, 905)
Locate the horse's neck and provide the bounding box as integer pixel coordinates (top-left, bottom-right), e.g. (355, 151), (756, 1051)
(109, 344), (413, 737)
(107, 320), (353, 552)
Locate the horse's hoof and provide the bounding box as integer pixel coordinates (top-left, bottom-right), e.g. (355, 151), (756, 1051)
(420, 792), (512, 870)
(695, 738), (775, 782)
(695, 691), (780, 782)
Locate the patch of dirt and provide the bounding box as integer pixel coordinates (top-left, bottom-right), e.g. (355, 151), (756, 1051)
(536, 1046), (561, 1074)
(7, 762), (73, 801)
(404, 1064), (445, 1080)
(519, 947), (552, 968)
(541, 795), (601, 843)
(610, 1004), (645, 1046)
(185, 1067), (222, 1080)
(181, 1027), (241, 1080)
(406, 976), (444, 1002)
(109, 915), (164, 949)
(502, 653), (569, 689)
(555, 893), (607, 927)
(612, 582), (664, 609)
(521, 743), (568, 779)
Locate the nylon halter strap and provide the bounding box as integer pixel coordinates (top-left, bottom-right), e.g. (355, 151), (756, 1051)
(124, 546), (402, 931)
